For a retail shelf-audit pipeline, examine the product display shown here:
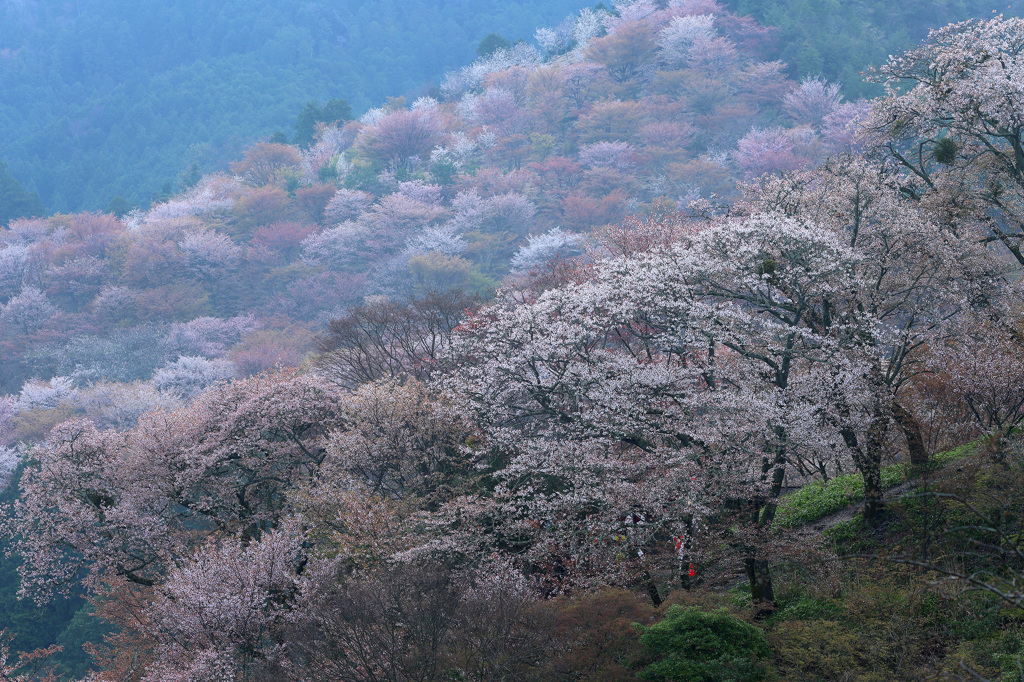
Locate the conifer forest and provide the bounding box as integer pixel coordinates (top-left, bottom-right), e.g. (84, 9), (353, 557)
(2, 1), (1024, 679)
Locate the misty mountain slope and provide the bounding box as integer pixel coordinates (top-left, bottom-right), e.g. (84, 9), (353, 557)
(0, 0), (591, 212)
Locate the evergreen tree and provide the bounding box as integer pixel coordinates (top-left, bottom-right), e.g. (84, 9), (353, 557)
(293, 98), (352, 148)
(0, 161), (45, 227)
(476, 32), (511, 58)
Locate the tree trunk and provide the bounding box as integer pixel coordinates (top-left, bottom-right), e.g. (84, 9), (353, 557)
(745, 556), (775, 617)
(893, 400), (928, 467)
(643, 570), (662, 606)
(743, 433), (788, 612)
(862, 412), (888, 523)
(861, 459), (885, 522)
(841, 420), (886, 524)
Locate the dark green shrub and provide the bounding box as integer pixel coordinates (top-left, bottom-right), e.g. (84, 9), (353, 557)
(634, 606), (772, 681)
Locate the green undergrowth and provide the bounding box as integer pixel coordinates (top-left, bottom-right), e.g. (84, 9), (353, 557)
(653, 436), (1024, 681)
(773, 440), (980, 530)
(772, 465), (906, 529)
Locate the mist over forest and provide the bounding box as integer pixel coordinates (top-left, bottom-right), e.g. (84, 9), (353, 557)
(1, 0), (1019, 213)
(1, 1), (1024, 680)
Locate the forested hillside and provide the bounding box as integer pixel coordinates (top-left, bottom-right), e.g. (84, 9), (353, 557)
(1, 0), (1021, 216)
(0, 0), (590, 213)
(0, 0), (859, 402)
(724, 0), (1024, 96)
(0, 2), (1023, 680)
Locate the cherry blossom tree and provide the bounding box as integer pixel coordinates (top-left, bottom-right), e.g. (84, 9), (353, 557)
(509, 227), (583, 274)
(7, 370), (346, 601)
(318, 378), (474, 509)
(358, 107), (448, 172)
(734, 127), (811, 179)
(323, 189), (374, 225)
(441, 211), (880, 604)
(657, 14), (716, 67)
(0, 244), (28, 303)
(162, 315), (259, 359)
(299, 124), (355, 185)
(249, 222), (315, 266)
(141, 528), (305, 680)
(571, 6), (607, 44)
(0, 286), (57, 334)
(734, 60), (791, 107)
(229, 143), (303, 187)
(865, 16), (1024, 266)
(440, 44), (541, 101)
(75, 381), (181, 432)
(783, 77), (842, 128)
(743, 154), (1009, 490)
(0, 445), (20, 491)
(578, 141), (641, 172)
(927, 327), (1024, 448)
(441, 170), (1009, 605)
(0, 629), (60, 682)
(560, 62), (608, 109)
(0, 395), (14, 447)
(146, 174), (243, 223)
(686, 33), (738, 74)
(469, 87), (528, 136)
(177, 228), (242, 281)
(300, 221), (364, 270)
(151, 356), (236, 400)
(822, 100), (872, 153)
(89, 285), (140, 325)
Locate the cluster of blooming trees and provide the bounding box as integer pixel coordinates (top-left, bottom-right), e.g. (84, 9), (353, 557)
(0, 10), (1022, 681)
(0, 0), (866, 479)
(0, 0), (863, 440)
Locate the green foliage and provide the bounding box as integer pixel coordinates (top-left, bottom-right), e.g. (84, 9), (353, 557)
(104, 196), (134, 218)
(729, 583), (753, 610)
(773, 439), (981, 530)
(767, 619), (888, 681)
(0, 160), (44, 227)
(823, 517), (870, 552)
(429, 158), (459, 186)
(932, 439), (980, 466)
(293, 98), (352, 148)
(773, 474), (868, 529)
(0, 465), (85, 657)
(933, 137), (959, 165)
(0, 0), (590, 212)
(53, 605), (114, 678)
(477, 32), (512, 58)
(771, 597), (842, 622)
(995, 646), (1024, 682)
(344, 162), (385, 194)
(723, 0), (1022, 99)
(179, 162), (202, 190)
(634, 606), (772, 681)
(317, 156), (341, 183)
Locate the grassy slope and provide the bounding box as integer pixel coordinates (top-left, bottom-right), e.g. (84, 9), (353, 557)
(699, 435), (1024, 680)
